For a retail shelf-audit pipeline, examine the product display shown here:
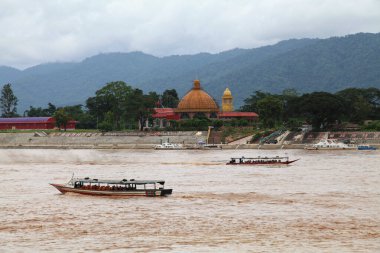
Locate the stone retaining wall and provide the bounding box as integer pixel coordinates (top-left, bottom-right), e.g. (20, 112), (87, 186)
(0, 132), (207, 148)
(1, 131), (380, 149)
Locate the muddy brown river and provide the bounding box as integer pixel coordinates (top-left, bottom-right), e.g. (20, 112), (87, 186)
(0, 149), (379, 252)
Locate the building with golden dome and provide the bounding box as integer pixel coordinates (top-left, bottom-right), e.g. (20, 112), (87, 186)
(151, 80), (258, 128)
(175, 80), (219, 119)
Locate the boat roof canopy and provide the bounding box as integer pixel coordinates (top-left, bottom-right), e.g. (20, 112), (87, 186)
(230, 156), (289, 159)
(73, 178), (165, 185)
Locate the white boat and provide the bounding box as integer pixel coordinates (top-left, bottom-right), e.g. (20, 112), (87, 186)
(305, 139), (357, 150)
(154, 142), (184, 150)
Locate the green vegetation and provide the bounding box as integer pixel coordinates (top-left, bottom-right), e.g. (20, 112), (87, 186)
(362, 121), (380, 131)
(221, 127), (257, 143)
(3, 81), (174, 132)
(161, 89), (179, 108)
(53, 108), (70, 131)
(86, 81), (159, 131)
(0, 83), (18, 117)
(1, 79), (379, 134)
(241, 87), (380, 131)
(250, 130), (274, 143)
(24, 103), (56, 117)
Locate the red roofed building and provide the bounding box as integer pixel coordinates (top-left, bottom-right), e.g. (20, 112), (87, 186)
(151, 80), (258, 128)
(218, 111), (259, 120)
(0, 117), (77, 130)
(149, 108), (180, 128)
(151, 108), (180, 120)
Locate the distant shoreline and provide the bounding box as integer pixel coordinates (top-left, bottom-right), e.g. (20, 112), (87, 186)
(1, 132), (380, 150)
(1, 144), (380, 150)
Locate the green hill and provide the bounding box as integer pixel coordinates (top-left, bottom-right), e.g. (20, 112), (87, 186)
(1, 33), (379, 112)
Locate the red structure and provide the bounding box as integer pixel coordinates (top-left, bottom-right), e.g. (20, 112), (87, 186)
(0, 117), (76, 130)
(151, 108), (180, 120)
(218, 112), (258, 120)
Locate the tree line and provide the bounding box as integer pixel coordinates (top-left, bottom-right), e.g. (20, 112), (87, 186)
(240, 88), (380, 130)
(1, 81), (380, 131)
(0, 82), (179, 131)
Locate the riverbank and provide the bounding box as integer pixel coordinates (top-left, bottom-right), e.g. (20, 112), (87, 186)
(1, 131), (379, 150)
(0, 144), (307, 149)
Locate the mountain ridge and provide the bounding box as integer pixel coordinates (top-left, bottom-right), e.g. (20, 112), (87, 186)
(0, 32), (379, 113)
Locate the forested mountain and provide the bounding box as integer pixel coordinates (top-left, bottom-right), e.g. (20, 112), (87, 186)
(0, 66), (21, 83)
(1, 32), (379, 112)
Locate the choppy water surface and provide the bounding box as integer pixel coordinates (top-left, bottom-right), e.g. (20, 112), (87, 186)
(0, 149), (379, 252)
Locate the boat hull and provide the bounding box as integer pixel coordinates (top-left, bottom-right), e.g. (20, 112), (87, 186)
(50, 184), (172, 197)
(358, 146), (377, 150)
(226, 159), (299, 165)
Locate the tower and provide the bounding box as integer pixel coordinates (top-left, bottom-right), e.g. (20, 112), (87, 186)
(222, 88), (233, 112)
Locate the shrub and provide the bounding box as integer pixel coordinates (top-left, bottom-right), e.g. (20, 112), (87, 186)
(362, 121), (380, 131)
(98, 121), (113, 132)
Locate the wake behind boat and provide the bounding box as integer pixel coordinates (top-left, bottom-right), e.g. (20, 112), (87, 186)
(226, 156), (299, 165)
(50, 177), (173, 197)
(304, 139), (357, 150)
(154, 142), (185, 150)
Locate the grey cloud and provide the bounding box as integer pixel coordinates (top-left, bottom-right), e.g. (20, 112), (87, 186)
(0, 0), (379, 69)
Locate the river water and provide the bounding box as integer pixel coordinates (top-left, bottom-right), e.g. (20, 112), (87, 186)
(0, 149), (379, 252)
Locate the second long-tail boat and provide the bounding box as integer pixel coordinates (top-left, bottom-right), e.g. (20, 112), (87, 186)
(226, 156), (299, 165)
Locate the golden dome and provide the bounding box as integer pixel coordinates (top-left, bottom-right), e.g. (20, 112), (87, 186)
(223, 88), (232, 98)
(176, 80), (219, 113)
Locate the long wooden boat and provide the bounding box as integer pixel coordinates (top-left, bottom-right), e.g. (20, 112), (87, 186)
(226, 156), (299, 165)
(50, 177), (173, 197)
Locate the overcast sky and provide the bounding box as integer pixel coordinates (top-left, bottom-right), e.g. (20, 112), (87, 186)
(1, 0), (380, 69)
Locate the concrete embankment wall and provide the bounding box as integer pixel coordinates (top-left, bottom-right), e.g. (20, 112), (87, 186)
(220, 144), (307, 149)
(0, 132), (207, 149)
(1, 132), (380, 150)
(0, 132), (283, 149)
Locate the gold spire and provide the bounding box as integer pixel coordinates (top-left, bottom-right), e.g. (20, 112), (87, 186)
(193, 79), (201, 89)
(223, 88), (232, 98)
(222, 87), (233, 112)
